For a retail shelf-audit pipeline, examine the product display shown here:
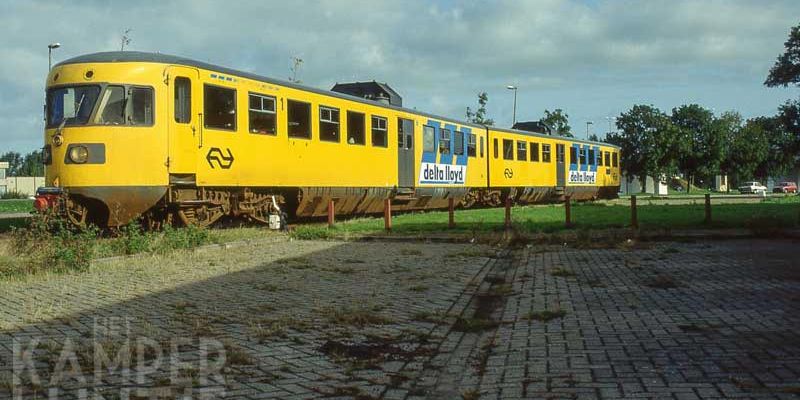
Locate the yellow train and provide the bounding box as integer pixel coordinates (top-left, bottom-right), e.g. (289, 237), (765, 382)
(38, 51), (620, 228)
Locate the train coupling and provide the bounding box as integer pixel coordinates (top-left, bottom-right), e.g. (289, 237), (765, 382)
(34, 187), (64, 212)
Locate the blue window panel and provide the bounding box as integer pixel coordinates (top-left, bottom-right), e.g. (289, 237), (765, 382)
(591, 146), (600, 172)
(570, 144), (580, 171)
(440, 123), (457, 165)
(457, 127), (470, 166)
(422, 119), (440, 163)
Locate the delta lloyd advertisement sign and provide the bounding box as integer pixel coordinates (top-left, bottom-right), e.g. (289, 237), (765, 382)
(419, 162), (466, 185)
(569, 170), (597, 184)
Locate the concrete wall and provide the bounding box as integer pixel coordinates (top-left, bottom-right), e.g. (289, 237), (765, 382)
(620, 175), (668, 196)
(3, 177), (45, 197)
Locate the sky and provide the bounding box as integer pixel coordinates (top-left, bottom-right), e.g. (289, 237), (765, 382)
(1, 0), (798, 153)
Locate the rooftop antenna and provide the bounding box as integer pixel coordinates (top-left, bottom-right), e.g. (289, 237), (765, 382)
(289, 56), (303, 83)
(120, 28), (132, 51)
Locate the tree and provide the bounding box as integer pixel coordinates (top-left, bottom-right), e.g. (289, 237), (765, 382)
(765, 23), (800, 88)
(541, 109), (571, 137)
(587, 133), (600, 142)
(465, 92), (494, 126)
(606, 105), (680, 191)
(765, 23), (800, 176)
(19, 150), (43, 176)
(0, 151), (22, 176)
(720, 113), (769, 186)
(670, 104), (726, 192)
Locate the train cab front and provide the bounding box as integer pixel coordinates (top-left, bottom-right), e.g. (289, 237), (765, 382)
(41, 60), (169, 227)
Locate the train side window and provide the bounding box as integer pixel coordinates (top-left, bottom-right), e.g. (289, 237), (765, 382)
(579, 147), (586, 165)
(604, 151), (611, 166)
(398, 119), (404, 148)
(588, 148), (595, 166)
(493, 138), (498, 159)
(467, 133), (476, 157)
(454, 131), (465, 156)
(569, 146), (577, 164)
(597, 150), (603, 166)
(347, 111), (365, 145)
(130, 87), (154, 125)
(612, 152), (618, 167)
(516, 140), (527, 161)
(542, 144), (552, 162)
(439, 128), (451, 154)
(319, 106), (339, 142)
(248, 93), (276, 135)
(480, 136), (484, 158)
(204, 85), (236, 131)
(371, 116), (388, 147)
(423, 125), (435, 152)
(503, 139), (514, 160)
(287, 100), (311, 138)
(530, 142), (539, 162)
(174, 77), (191, 123)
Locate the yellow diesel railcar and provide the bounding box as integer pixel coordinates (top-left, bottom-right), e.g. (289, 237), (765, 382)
(38, 52), (620, 227)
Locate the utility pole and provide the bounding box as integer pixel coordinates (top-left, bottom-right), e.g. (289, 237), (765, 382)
(586, 121), (593, 140)
(47, 43), (61, 70)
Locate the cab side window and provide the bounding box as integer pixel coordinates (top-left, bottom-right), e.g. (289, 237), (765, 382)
(371, 116), (388, 147)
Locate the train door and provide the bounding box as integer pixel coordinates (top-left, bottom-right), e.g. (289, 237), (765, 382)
(397, 118), (415, 187)
(166, 66), (201, 176)
(556, 143), (566, 187)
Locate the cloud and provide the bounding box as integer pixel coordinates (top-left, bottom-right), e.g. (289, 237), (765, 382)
(0, 0), (797, 152)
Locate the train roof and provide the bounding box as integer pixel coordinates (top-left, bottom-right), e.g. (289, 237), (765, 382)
(55, 51), (619, 149)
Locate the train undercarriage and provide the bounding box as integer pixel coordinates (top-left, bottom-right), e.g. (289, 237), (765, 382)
(37, 184), (616, 229)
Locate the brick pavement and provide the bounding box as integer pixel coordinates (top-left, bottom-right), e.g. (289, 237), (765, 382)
(0, 237), (798, 399)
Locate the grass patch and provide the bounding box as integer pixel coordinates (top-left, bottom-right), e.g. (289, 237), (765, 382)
(0, 199), (32, 213)
(524, 309), (567, 322)
(285, 197), (800, 236)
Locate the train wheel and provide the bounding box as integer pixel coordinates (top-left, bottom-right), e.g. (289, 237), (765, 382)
(177, 205), (224, 228)
(65, 200), (89, 227)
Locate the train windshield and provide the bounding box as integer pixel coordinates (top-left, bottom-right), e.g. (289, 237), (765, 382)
(46, 85), (100, 128)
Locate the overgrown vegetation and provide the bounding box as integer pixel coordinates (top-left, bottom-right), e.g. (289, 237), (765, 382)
(0, 191), (29, 200)
(0, 215), (214, 278)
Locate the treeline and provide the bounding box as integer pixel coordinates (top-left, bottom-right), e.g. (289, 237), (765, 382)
(606, 23), (800, 191)
(605, 104), (798, 190)
(0, 150), (44, 177)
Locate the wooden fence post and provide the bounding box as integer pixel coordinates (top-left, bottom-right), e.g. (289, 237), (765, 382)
(631, 195), (639, 229)
(384, 198), (392, 232)
(448, 197), (455, 229)
(327, 200), (335, 228)
(564, 195), (572, 228)
(504, 197), (512, 230)
(704, 193), (711, 224)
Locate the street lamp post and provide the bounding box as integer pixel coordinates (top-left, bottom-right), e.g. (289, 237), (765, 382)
(506, 85), (517, 126)
(48, 43), (61, 70)
(586, 121), (593, 140)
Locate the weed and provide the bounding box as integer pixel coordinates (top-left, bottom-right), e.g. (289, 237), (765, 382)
(223, 340), (255, 366)
(452, 317), (498, 332)
(461, 389), (480, 400)
(645, 274), (679, 289)
(550, 267), (576, 277)
(524, 309), (567, 322)
(400, 248), (423, 256)
(320, 305), (393, 327)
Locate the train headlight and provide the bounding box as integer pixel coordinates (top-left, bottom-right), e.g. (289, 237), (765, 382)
(68, 145), (89, 164)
